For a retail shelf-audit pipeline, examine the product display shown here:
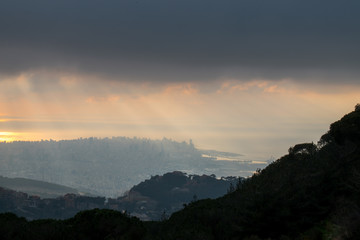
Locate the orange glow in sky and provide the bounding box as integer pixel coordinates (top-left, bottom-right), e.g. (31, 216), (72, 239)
(1, 0), (360, 162)
(0, 132), (18, 142)
(0, 73), (359, 160)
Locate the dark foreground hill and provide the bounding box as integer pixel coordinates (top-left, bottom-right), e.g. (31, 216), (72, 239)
(1, 108), (360, 239)
(159, 108), (360, 239)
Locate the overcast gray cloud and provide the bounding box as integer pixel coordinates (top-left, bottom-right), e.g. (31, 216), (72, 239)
(1, 0), (359, 82)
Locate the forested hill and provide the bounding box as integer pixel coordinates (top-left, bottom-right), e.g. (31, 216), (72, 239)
(1, 108), (360, 239)
(160, 107), (360, 239)
(118, 171), (239, 220)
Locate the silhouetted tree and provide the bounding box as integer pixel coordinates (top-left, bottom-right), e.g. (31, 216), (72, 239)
(227, 183), (235, 193)
(355, 103), (360, 112)
(160, 210), (169, 221)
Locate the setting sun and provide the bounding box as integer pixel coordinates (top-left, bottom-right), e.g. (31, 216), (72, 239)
(0, 132), (17, 142)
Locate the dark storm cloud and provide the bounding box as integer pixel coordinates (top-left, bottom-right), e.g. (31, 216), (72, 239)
(1, 0), (359, 82)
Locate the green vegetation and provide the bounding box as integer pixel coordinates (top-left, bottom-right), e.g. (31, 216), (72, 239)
(1, 108), (360, 239)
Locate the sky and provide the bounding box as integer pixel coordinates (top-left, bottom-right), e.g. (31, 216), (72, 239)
(0, 0), (359, 160)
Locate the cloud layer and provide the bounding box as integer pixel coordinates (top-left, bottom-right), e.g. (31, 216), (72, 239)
(1, 1), (359, 159)
(1, 0), (360, 82)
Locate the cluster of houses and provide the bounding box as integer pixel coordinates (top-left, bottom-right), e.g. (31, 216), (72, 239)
(0, 187), (107, 219)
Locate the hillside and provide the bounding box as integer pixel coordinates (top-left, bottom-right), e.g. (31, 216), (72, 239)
(112, 171), (239, 220)
(0, 172), (237, 221)
(1, 108), (360, 239)
(0, 176), (81, 198)
(158, 108), (360, 239)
